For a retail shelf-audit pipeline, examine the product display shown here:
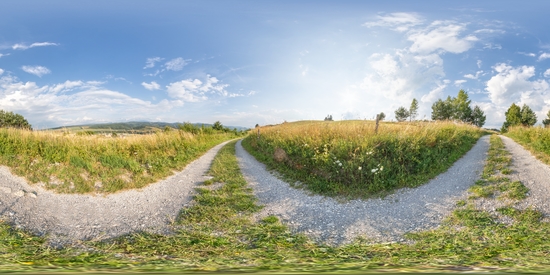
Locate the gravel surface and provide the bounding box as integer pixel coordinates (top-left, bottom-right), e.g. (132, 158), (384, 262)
(0, 140), (232, 245)
(236, 136), (490, 245)
(474, 135), (550, 220)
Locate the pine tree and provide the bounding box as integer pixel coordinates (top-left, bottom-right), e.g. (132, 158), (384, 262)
(471, 105), (486, 127)
(520, 104), (537, 126)
(409, 98), (418, 121)
(501, 103), (522, 132)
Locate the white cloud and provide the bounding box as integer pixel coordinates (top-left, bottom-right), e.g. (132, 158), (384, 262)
(455, 79), (467, 85)
(485, 63), (550, 108)
(363, 12), (423, 32)
(474, 29), (505, 34)
(0, 53), (8, 58)
(421, 82), (447, 103)
(464, 70), (484, 79)
(142, 81), (161, 91)
(538, 53), (550, 61)
(519, 52), (536, 57)
(165, 75), (236, 103)
(483, 43), (502, 50)
(408, 22), (478, 54)
(0, 68), (3, 75)
(12, 42), (59, 50)
(21, 65), (51, 77)
(164, 57), (187, 71)
(143, 57), (164, 69)
(477, 60), (482, 68)
(544, 69), (550, 78)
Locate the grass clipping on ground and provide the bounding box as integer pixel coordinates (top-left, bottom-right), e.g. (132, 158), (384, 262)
(243, 120), (485, 199)
(0, 128), (238, 194)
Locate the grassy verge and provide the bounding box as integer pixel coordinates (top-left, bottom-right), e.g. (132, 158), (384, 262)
(243, 120), (485, 199)
(3, 137), (550, 273)
(505, 126), (550, 165)
(0, 127), (240, 194)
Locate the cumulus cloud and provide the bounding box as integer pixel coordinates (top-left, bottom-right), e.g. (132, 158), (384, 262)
(141, 81), (161, 91)
(0, 75), (183, 128)
(363, 12), (423, 32)
(164, 57), (187, 71)
(455, 79), (467, 85)
(166, 75), (233, 102)
(143, 57), (164, 69)
(0, 53), (8, 58)
(408, 22), (478, 54)
(485, 63), (550, 109)
(421, 81), (448, 103)
(0, 68), (3, 75)
(538, 53), (550, 61)
(21, 65), (51, 77)
(544, 69), (550, 78)
(12, 42), (59, 50)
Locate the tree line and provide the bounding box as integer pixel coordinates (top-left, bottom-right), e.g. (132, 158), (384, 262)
(501, 103), (550, 132)
(394, 90), (486, 127)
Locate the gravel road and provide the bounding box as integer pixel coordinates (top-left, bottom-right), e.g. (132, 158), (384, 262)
(0, 140), (232, 245)
(235, 136), (491, 245)
(473, 135), (550, 220)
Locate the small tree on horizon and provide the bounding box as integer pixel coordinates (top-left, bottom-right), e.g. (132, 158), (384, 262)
(471, 105), (486, 128)
(0, 110), (32, 130)
(394, 107), (409, 122)
(213, 121), (224, 131)
(409, 98), (418, 121)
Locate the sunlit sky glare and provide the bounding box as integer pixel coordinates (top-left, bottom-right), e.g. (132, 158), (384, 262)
(1, 0), (550, 129)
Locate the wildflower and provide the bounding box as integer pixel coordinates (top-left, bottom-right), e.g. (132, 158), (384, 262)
(358, 167), (362, 171)
(371, 168), (378, 173)
(338, 162), (342, 167)
(366, 151), (373, 155)
(380, 166), (384, 171)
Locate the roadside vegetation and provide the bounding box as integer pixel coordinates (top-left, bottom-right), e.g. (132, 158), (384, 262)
(2, 136), (550, 273)
(504, 126), (550, 165)
(0, 123), (242, 194)
(243, 120), (485, 199)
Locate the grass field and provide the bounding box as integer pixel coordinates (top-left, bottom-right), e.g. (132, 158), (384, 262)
(0, 127), (241, 193)
(1, 136), (550, 273)
(505, 126), (550, 165)
(243, 120), (486, 199)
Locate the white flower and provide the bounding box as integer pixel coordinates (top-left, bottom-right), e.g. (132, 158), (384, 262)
(371, 168), (377, 173)
(338, 162), (342, 167)
(366, 151), (373, 155)
(380, 166), (384, 171)
(358, 167), (362, 171)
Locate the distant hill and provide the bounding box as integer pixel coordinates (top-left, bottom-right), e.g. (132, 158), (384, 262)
(47, 121), (249, 133)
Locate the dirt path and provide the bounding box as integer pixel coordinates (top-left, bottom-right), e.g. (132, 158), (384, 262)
(235, 136), (491, 245)
(0, 140), (232, 245)
(497, 136), (550, 216)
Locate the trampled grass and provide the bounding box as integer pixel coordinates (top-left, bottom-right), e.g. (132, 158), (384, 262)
(243, 120), (486, 199)
(0, 127), (240, 193)
(2, 138), (550, 273)
(505, 126), (550, 165)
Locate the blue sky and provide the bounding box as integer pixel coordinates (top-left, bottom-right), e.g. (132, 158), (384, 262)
(1, 0), (550, 129)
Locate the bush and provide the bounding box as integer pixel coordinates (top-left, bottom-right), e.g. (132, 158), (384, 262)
(0, 110), (32, 130)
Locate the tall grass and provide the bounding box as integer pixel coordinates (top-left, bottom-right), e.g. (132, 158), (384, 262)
(505, 126), (550, 165)
(243, 120), (485, 198)
(0, 128), (239, 193)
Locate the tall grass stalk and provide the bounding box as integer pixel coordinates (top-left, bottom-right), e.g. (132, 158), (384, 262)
(0, 128), (238, 193)
(243, 120), (485, 198)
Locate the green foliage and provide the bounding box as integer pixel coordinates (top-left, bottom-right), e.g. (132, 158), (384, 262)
(376, 112), (385, 121)
(502, 103), (537, 132)
(431, 90), (485, 127)
(505, 126), (550, 165)
(409, 98), (418, 121)
(324, 114), (333, 121)
(213, 121), (224, 131)
(243, 120), (484, 199)
(471, 105), (486, 127)
(520, 104), (537, 126)
(0, 110), (32, 130)
(431, 96), (454, 120)
(394, 106), (409, 122)
(543, 110), (550, 128)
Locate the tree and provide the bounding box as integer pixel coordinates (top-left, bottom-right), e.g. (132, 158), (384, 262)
(0, 110), (32, 130)
(212, 121), (224, 131)
(324, 115), (333, 121)
(409, 98), (418, 121)
(543, 110), (550, 128)
(471, 105), (486, 127)
(377, 112), (386, 121)
(501, 103), (522, 132)
(394, 106), (409, 122)
(431, 97), (453, 120)
(520, 104), (537, 126)
(452, 90), (473, 123)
